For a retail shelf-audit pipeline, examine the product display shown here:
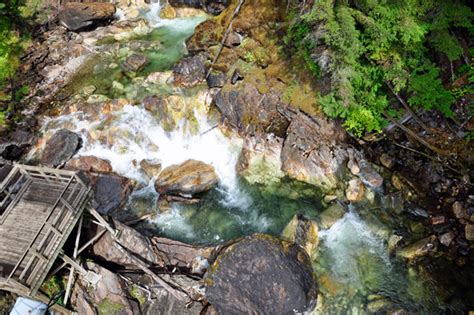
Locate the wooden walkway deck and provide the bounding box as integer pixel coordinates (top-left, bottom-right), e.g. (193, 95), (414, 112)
(0, 165), (91, 297)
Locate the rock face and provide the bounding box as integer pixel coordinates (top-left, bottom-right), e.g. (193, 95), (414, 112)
(281, 113), (348, 192)
(59, 3), (116, 32)
(122, 54), (148, 72)
(41, 129), (81, 167)
(173, 54), (207, 87)
(65, 156), (112, 173)
(90, 173), (134, 214)
(169, 0), (231, 15)
(214, 84), (290, 137)
(93, 219), (161, 267)
(282, 214), (319, 258)
(155, 159), (218, 197)
(140, 159), (162, 179)
(0, 130), (35, 161)
(71, 262), (137, 315)
(205, 234), (317, 314)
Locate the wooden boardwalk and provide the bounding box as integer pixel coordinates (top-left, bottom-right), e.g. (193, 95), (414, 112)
(0, 165), (91, 297)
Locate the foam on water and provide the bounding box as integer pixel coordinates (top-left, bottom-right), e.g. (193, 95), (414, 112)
(319, 211), (392, 287)
(146, 2), (207, 30)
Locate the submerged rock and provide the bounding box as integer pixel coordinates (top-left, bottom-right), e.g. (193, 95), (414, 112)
(205, 234), (317, 314)
(281, 113), (348, 192)
(122, 53), (148, 73)
(396, 235), (438, 261)
(282, 214), (319, 258)
(155, 159), (218, 197)
(65, 155), (112, 173)
(41, 129), (81, 167)
(59, 3), (116, 32)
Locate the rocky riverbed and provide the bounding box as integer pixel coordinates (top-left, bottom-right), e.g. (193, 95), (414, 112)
(0, 0), (473, 314)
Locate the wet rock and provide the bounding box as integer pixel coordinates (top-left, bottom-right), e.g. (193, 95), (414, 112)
(0, 129), (35, 161)
(281, 113), (348, 192)
(236, 135), (285, 185)
(65, 156), (112, 173)
(465, 225), (474, 241)
(357, 158), (383, 188)
(93, 219), (161, 267)
(59, 3), (116, 32)
(214, 84), (290, 137)
(346, 178), (365, 202)
(396, 235), (438, 261)
(205, 234), (317, 314)
(206, 72), (227, 88)
(282, 214), (319, 258)
(71, 262), (137, 315)
(155, 159), (218, 197)
(169, 0), (231, 15)
(173, 53), (207, 87)
(388, 234), (403, 252)
(42, 129), (81, 167)
(122, 53), (148, 72)
(319, 202), (346, 229)
(139, 159), (162, 179)
(90, 173), (135, 214)
(439, 231), (455, 247)
(159, 4), (177, 19)
(380, 153), (395, 169)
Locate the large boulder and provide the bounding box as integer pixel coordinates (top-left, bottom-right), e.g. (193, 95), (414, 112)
(90, 173), (135, 214)
(281, 113), (348, 192)
(65, 155), (112, 173)
(155, 159), (218, 197)
(214, 84), (290, 137)
(205, 234), (317, 314)
(92, 219), (161, 267)
(41, 129), (81, 167)
(169, 0), (231, 15)
(59, 3), (116, 32)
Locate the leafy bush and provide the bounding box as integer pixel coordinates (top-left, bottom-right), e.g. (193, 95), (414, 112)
(285, 0), (473, 136)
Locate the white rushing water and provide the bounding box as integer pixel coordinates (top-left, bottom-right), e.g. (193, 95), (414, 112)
(319, 211), (392, 288)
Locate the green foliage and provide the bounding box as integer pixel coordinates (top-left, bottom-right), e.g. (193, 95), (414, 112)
(286, 0), (473, 136)
(0, 0), (30, 91)
(408, 66), (455, 117)
(41, 275), (64, 305)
